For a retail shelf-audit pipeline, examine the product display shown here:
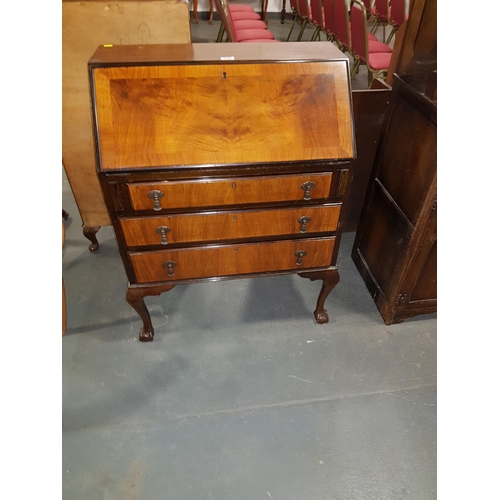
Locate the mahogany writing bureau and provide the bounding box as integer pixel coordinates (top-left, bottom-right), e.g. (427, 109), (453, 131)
(88, 42), (356, 341)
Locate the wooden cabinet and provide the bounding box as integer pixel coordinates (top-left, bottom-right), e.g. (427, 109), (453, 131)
(88, 42), (355, 341)
(351, 73), (437, 325)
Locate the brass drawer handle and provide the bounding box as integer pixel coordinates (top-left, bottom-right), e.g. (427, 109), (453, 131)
(297, 216), (312, 233)
(163, 260), (177, 276)
(301, 181), (316, 201)
(294, 250), (307, 266)
(156, 226), (171, 245)
(148, 190), (164, 211)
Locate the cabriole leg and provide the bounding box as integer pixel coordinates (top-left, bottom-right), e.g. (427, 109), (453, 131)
(83, 226), (100, 252)
(299, 269), (340, 324)
(126, 284), (175, 342)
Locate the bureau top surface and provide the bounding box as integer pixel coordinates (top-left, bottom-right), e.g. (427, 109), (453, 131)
(89, 42), (349, 66)
(90, 43), (355, 171)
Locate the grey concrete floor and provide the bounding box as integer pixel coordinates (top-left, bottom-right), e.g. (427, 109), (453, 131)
(62, 16), (436, 500)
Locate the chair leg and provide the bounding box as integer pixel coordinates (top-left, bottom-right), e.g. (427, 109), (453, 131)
(350, 57), (360, 78)
(297, 19), (307, 41)
(386, 25), (397, 45)
(216, 21), (225, 42)
(286, 13), (298, 41)
(311, 26), (320, 41)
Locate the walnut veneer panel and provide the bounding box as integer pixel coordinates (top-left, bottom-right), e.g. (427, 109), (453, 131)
(120, 205), (341, 246)
(130, 237), (336, 282)
(92, 61), (354, 170)
(89, 43), (355, 340)
(126, 173), (333, 211)
(62, 1), (191, 227)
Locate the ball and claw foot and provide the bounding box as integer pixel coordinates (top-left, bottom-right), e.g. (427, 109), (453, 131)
(139, 327), (154, 342)
(314, 309), (330, 324)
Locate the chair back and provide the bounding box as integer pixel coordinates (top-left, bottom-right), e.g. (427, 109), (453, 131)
(310, 0), (324, 26)
(390, 0), (408, 26)
(297, 0), (311, 20)
(323, 0), (335, 36)
(350, 0), (369, 62)
(373, 0), (389, 19)
(214, 0), (237, 42)
(333, 0), (350, 49)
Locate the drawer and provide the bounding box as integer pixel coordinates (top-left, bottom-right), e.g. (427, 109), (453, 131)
(129, 237), (335, 283)
(126, 173), (333, 211)
(120, 205), (341, 247)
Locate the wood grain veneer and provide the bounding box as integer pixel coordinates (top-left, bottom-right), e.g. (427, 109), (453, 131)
(89, 43), (355, 341)
(130, 238), (336, 282)
(120, 205), (341, 246)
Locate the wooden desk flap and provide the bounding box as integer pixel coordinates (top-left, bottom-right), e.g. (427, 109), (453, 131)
(90, 43), (354, 171)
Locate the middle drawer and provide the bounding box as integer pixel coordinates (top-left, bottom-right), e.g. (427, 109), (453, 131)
(120, 205), (341, 247)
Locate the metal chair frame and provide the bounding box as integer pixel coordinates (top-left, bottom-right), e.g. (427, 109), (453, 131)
(370, 0), (390, 42)
(350, 0), (390, 87)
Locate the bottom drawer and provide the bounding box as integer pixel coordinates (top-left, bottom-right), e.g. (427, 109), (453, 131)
(129, 237), (335, 283)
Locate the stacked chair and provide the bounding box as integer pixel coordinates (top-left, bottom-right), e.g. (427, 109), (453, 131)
(286, 0), (313, 41)
(350, 0), (392, 86)
(370, 0), (390, 42)
(215, 0), (278, 43)
(386, 0), (410, 44)
(286, 0), (300, 41)
(309, 0), (327, 41)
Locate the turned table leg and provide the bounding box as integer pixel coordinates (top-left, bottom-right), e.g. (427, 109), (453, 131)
(261, 0), (269, 23)
(209, 0), (213, 24)
(83, 225), (100, 252)
(193, 0), (198, 23)
(281, 0), (287, 23)
(126, 284), (175, 342)
(299, 269), (340, 324)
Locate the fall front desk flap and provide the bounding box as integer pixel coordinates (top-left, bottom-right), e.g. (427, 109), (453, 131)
(89, 43), (355, 171)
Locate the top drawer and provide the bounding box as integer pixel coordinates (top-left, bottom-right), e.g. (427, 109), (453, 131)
(127, 173), (333, 211)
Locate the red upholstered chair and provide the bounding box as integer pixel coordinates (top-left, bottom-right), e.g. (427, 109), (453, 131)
(370, 0), (390, 42)
(216, 2), (262, 41)
(333, 0), (351, 51)
(322, 0), (338, 43)
(350, 0), (392, 87)
(310, 0), (327, 41)
(215, 0), (277, 42)
(386, 0), (408, 44)
(288, 0), (313, 41)
(228, 4), (255, 12)
(286, 0), (300, 41)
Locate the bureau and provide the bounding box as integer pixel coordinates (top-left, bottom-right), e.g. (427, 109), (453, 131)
(88, 42), (355, 341)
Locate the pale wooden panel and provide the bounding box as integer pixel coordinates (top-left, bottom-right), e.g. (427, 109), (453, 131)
(62, 1), (191, 227)
(130, 237), (336, 282)
(120, 205), (342, 246)
(92, 61), (354, 170)
(127, 173), (333, 211)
